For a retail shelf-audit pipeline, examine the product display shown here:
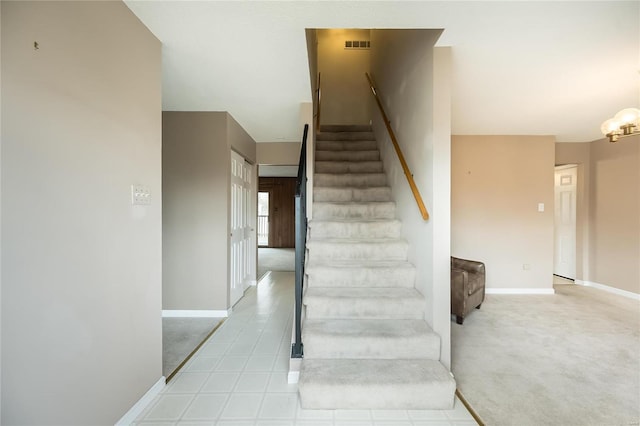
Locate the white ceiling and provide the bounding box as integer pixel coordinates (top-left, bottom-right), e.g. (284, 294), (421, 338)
(125, 1), (639, 143)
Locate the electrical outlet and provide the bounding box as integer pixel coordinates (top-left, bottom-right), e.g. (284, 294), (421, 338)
(131, 185), (151, 205)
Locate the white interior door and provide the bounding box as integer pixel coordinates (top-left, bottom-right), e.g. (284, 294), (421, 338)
(230, 151), (253, 306)
(554, 165), (577, 279)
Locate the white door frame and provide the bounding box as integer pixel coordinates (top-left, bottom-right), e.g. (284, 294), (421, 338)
(554, 164), (577, 280)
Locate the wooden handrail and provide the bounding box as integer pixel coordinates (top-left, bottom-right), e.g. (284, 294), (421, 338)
(315, 73), (321, 132)
(365, 72), (430, 220)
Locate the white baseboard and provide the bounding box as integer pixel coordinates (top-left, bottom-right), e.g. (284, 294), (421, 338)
(486, 288), (555, 295)
(162, 309), (231, 318)
(115, 376), (165, 425)
(575, 280), (640, 301)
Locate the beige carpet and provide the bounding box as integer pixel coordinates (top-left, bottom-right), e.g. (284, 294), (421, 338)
(257, 247), (295, 281)
(452, 283), (640, 425)
(162, 317), (222, 378)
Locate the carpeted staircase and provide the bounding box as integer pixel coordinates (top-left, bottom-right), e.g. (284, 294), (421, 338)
(298, 124), (456, 410)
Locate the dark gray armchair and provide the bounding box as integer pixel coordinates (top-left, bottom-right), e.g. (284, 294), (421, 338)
(451, 257), (485, 325)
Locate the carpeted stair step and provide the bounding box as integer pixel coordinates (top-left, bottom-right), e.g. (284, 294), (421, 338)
(298, 359), (456, 409)
(320, 124), (372, 133)
(317, 131), (374, 141)
(312, 201), (396, 220)
(306, 238), (408, 261)
(317, 140), (378, 151)
(314, 187), (392, 202)
(314, 173), (387, 188)
(309, 219), (402, 239)
(305, 260), (415, 288)
(302, 319), (441, 360)
(315, 150), (380, 162)
(315, 161), (383, 174)
(303, 287), (424, 319)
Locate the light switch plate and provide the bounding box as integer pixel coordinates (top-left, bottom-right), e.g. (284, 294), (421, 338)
(537, 203), (545, 212)
(131, 185), (151, 205)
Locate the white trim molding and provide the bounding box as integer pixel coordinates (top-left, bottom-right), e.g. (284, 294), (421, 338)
(575, 280), (640, 301)
(162, 309), (231, 318)
(288, 371), (300, 384)
(115, 376), (165, 425)
(486, 288), (555, 295)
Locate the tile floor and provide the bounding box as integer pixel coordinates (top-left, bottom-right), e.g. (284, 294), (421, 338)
(134, 271), (477, 426)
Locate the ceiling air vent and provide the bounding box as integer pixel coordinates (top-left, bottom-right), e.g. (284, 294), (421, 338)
(345, 40), (370, 50)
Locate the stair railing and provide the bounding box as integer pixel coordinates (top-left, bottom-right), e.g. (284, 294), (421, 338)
(315, 73), (321, 132)
(292, 123), (309, 358)
(365, 72), (430, 220)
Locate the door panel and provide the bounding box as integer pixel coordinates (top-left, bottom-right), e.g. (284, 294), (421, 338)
(230, 151), (253, 306)
(554, 166), (577, 279)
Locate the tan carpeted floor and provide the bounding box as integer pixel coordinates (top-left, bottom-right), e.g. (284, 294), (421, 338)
(257, 247), (295, 281)
(162, 317), (222, 379)
(452, 282), (640, 425)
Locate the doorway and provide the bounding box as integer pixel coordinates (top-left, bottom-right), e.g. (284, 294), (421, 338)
(230, 150), (254, 306)
(554, 165), (577, 280)
(258, 191), (270, 247)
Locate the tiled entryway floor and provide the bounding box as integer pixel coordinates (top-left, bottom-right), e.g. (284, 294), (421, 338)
(135, 271), (476, 426)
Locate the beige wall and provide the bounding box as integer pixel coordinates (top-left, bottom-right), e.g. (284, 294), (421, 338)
(228, 114), (257, 164)
(452, 136), (556, 291)
(1, 2), (162, 424)
(369, 29), (450, 365)
(317, 29), (371, 125)
(257, 142), (301, 165)
(590, 137), (639, 293)
(163, 112), (257, 311)
(557, 137), (640, 294)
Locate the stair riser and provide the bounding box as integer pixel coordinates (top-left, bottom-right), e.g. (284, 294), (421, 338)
(309, 221), (401, 239)
(314, 187), (392, 203)
(315, 161), (383, 174)
(317, 140), (378, 151)
(317, 132), (375, 141)
(315, 173), (386, 188)
(304, 297), (424, 320)
(320, 125), (372, 132)
(302, 333), (440, 360)
(305, 266), (415, 288)
(312, 202), (396, 220)
(299, 381), (455, 410)
(307, 241), (408, 261)
(315, 150), (380, 162)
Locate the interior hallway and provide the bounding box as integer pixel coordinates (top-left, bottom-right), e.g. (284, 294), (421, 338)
(135, 272), (476, 425)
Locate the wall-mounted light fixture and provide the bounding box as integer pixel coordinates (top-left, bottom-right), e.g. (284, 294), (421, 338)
(600, 108), (640, 142)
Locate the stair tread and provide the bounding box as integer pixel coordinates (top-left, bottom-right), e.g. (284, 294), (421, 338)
(304, 286), (422, 300)
(309, 218), (401, 224)
(302, 319), (441, 361)
(307, 237), (407, 243)
(303, 318), (434, 339)
(301, 359), (452, 385)
(299, 359), (456, 409)
(306, 259), (415, 268)
(319, 124), (372, 132)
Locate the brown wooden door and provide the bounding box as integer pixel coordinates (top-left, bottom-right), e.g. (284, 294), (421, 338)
(259, 177), (296, 248)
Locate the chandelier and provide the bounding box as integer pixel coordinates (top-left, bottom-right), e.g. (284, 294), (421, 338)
(600, 108), (640, 143)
